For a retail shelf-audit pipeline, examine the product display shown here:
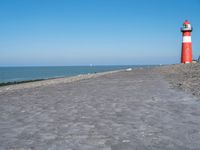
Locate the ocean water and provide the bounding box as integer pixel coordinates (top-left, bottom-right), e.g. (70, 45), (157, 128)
(0, 66), (143, 84)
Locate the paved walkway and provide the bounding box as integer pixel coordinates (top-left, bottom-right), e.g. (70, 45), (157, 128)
(1, 69), (200, 150)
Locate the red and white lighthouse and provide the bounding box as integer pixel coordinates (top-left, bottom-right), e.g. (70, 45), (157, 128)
(181, 20), (193, 63)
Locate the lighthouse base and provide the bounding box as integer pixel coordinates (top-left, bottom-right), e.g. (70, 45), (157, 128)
(185, 61), (191, 64)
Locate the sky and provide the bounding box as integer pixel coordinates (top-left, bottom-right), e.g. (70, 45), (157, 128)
(0, 0), (200, 66)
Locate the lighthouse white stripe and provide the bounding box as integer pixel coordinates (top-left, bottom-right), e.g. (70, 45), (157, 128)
(182, 36), (191, 43)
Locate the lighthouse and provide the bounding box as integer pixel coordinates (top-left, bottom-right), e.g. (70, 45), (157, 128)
(181, 20), (193, 63)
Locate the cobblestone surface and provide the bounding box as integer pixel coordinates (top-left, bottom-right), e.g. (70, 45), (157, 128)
(1, 68), (200, 150)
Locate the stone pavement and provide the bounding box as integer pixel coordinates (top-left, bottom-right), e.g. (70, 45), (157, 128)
(1, 68), (200, 150)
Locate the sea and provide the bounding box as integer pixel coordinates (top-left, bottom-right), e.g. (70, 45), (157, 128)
(0, 66), (150, 84)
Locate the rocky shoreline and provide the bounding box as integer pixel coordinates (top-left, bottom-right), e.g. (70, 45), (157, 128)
(0, 63), (200, 97)
(0, 69), (123, 93)
(1, 64), (200, 98)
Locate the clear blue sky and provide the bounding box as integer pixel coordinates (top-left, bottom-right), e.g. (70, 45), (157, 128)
(0, 0), (199, 66)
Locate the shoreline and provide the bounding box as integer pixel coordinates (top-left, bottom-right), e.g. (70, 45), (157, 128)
(0, 79), (45, 87)
(0, 65), (158, 87)
(1, 63), (200, 98)
(0, 65), (157, 93)
(0, 69), (126, 93)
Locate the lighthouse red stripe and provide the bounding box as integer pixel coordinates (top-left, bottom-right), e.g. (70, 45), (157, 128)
(183, 32), (191, 36)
